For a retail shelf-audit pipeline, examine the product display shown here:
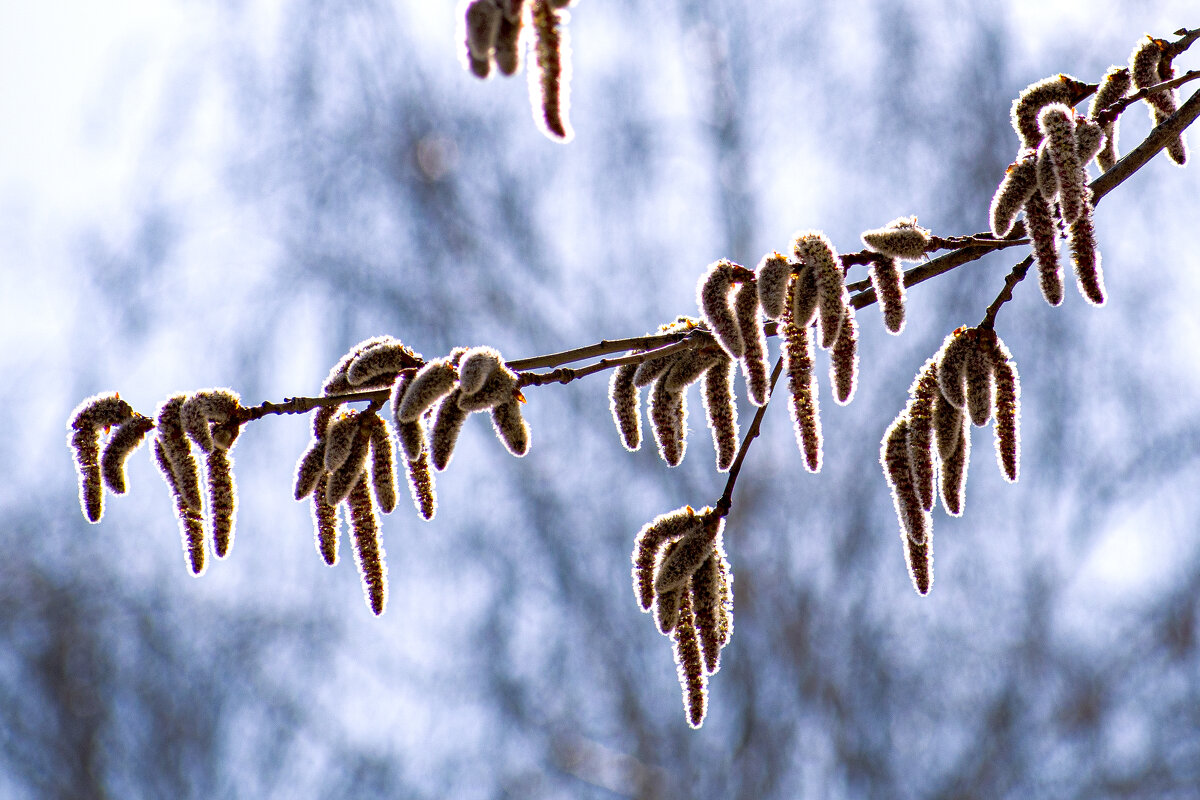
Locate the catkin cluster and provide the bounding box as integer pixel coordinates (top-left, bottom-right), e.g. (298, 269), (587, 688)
(881, 327), (1021, 594)
(293, 337), (530, 614)
(1130, 35), (1189, 166)
(68, 393), (149, 524)
(459, 0), (576, 141)
(631, 506), (733, 728)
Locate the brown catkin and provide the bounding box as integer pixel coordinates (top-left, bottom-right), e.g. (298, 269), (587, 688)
(180, 389), (240, 453)
(490, 398), (531, 457)
(632, 506), (701, 611)
(859, 216), (930, 260)
(457, 366), (519, 412)
(389, 371), (426, 462)
(906, 360), (939, 512)
(347, 479), (388, 616)
(1075, 116), (1106, 168)
(789, 264), (820, 330)
(933, 391), (964, 463)
(939, 411), (971, 517)
(755, 251), (793, 319)
(733, 281), (770, 406)
(881, 416), (931, 546)
(903, 527), (933, 596)
(671, 588), (709, 729)
(1068, 203), (1106, 306)
(649, 377), (687, 467)
(1090, 66), (1131, 172)
(325, 420), (371, 505)
(989, 151), (1039, 238)
(992, 359), (1022, 483)
(714, 549), (734, 650)
(869, 256), (906, 334)
(464, 0), (503, 63)
(311, 474), (340, 566)
(1130, 36), (1188, 166)
(1036, 140), (1059, 201)
(701, 358), (739, 472)
(783, 311), (822, 473)
(1010, 73), (1088, 148)
(323, 336), (397, 396)
(690, 552), (724, 675)
(792, 231), (846, 350)
(830, 305), (859, 406)
(609, 362), (642, 451)
(430, 389), (470, 471)
(494, 8), (524, 75)
(368, 417), (398, 514)
(1025, 191), (1064, 306)
(100, 415), (155, 495)
(529, 0), (573, 141)
(397, 360), (459, 423)
(323, 411), (363, 473)
(935, 328), (973, 410)
(71, 425), (104, 523)
(655, 584), (682, 636)
(662, 347), (723, 394)
(698, 259), (744, 359)
(346, 342), (420, 388)
(207, 447), (237, 559)
(964, 344), (996, 428)
(457, 346), (503, 396)
(1038, 104), (1086, 224)
(654, 516), (722, 595)
(155, 440), (206, 576)
(294, 438), (327, 501)
(632, 347), (678, 388)
(406, 450), (438, 521)
(156, 396), (203, 513)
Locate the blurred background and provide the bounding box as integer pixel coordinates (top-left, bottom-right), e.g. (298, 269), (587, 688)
(2, 0), (1199, 797)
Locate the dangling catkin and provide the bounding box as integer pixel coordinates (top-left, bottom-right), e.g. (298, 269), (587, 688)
(406, 450), (438, 521)
(490, 398), (531, 457)
(792, 231), (846, 350)
(207, 447), (237, 559)
(99, 415), (155, 495)
(880, 416), (930, 545)
(903, 527), (933, 596)
(323, 411), (363, 473)
(859, 216), (930, 260)
(783, 308), (822, 473)
(939, 412), (971, 517)
(609, 363), (642, 451)
(1089, 66), (1131, 172)
(649, 378), (687, 467)
(397, 359), (459, 423)
(989, 151), (1039, 238)
(654, 515), (722, 595)
(155, 396), (203, 513)
(698, 259), (745, 359)
(935, 328), (973, 410)
(632, 505), (701, 611)
(701, 357), (738, 472)
(311, 475), (340, 566)
(430, 389), (470, 471)
(964, 345), (996, 428)
(347, 478), (388, 616)
(325, 419), (371, 505)
(733, 281), (770, 406)
(755, 251), (793, 319)
(294, 438), (327, 501)
(457, 366), (518, 412)
(1068, 203), (1106, 306)
(1010, 73), (1089, 148)
(529, 0), (574, 142)
(869, 255), (906, 334)
(789, 264), (820, 330)
(390, 371), (427, 461)
(933, 392), (964, 463)
(155, 440), (206, 576)
(905, 359), (939, 512)
(368, 417), (398, 514)
(672, 588), (709, 729)
(181, 389), (241, 454)
(1038, 104), (1086, 224)
(991, 358), (1022, 483)
(829, 305), (859, 406)
(1025, 191), (1064, 306)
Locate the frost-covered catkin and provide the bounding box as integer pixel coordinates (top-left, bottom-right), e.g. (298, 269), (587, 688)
(860, 216), (930, 260)
(881, 416), (930, 546)
(368, 417), (398, 514)
(654, 516), (722, 595)
(1038, 104), (1086, 224)
(1069, 204), (1106, 306)
(672, 589), (709, 729)
(490, 398), (531, 456)
(993, 359), (1022, 483)
(457, 346), (503, 396)
(830, 306), (859, 406)
(609, 363), (641, 451)
(406, 450), (438, 521)
(311, 476), (340, 566)
(906, 360), (939, 512)
(207, 447), (237, 559)
(649, 377), (687, 467)
(701, 358), (738, 472)
(430, 389), (470, 471)
(529, 0), (574, 142)
(698, 259), (744, 359)
(1025, 191), (1064, 306)
(1090, 66), (1131, 171)
(632, 505), (700, 612)
(792, 231), (846, 350)
(100, 415), (154, 495)
(1010, 73), (1088, 148)
(397, 360), (459, 423)
(156, 396), (203, 513)
(783, 310), (822, 473)
(155, 441), (206, 576)
(347, 479), (388, 616)
(755, 252), (793, 319)
(733, 282), (770, 406)
(181, 389), (241, 454)
(989, 152), (1039, 238)
(869, 256), (906, 334)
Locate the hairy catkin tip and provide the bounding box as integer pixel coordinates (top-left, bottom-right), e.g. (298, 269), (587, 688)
(649, 377), (688, 467)
(690, 552), (725, 675)
(698, 259), (745, 359)
(325, 419), (371, 506)
(156, 396), (203, 513)
(457, 366), (518, 412)
(431, 390), (470, 472)
(99, 415), (155, 496)
(789, 264), (820, 330)
(323, 411), (363, 473)
(491, 398), (531, 456)
(397, 360), (459, 423)
(1069, 206), (1106, 306)
(906, 360), (939, 512)
(860, 216), (931, 260)
(783, 312), (822, 473)
(457, 346), (503, 396)
(830, 306), (859, 406)
(348, 479), (388, 616)
(180, 389), (241, 453)
(1039, 104), (1086, 224)
(755, 252), (793, 319)
(69, 393), (137, 522)
(701, 358), (738, 472)
(312, 475), (340, 566)
(792, 231), (845, 350)
(155, 440), (207, 576)
(632, 506), (702, 612)
(347, 341), (420, 388)
(933, 391), (964, 464)
(1090, 67), (1131, 171)
(935, 328), (973, 409)
(869, 256), (906, 334)
(464, 0), (503, 63)
(494, 11), (524, 75)
(992, 359), (1022, 483)
(989, 151), (1039, 237)
(294, 438), (327, 501)
(406, 450), (438, 520)
(904, 530), (933, 596)
(1011, 73), (1087, 148)
(733, 282), (770, 406)
(881, 416), (930, 546)
(654, 516), (722, 596)
(672, 589), (709, 729)
(609, 363), (642, 451)
(1024, 191), (1064, 306)
(368, 418), (398, 514)
(654, 585), (682, 635)
(1075, 117), (1106, 167)
(939, 412), (971, 517)
(207, 447), (237, 559)
(529, 0), (574, 141)
(964, 346), (996, 428)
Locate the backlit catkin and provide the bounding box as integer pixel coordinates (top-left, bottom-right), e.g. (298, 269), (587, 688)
(99, 415), (155, 496)
(347, 479), (388, 616)
(701, 357), (738, 472)
(1089, 66), (1131, 171)
(609, 363), (641, 451)
(783, 307), (822, 473)
(698, 259), (745, 359)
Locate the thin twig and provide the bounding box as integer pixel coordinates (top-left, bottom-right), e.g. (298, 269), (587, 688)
(507, 330), (691, 371)
(714, 355), (786, 517)
(1099, 69), (1200, 123)
(979, 255), (1034, 330)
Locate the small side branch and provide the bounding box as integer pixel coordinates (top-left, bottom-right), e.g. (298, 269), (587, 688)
(714, 355), (786, 517)
(979, 255), (1035, 330)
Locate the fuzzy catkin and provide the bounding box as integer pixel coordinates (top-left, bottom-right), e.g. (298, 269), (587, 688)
(869, 256), (906, 334)
(733, 282), (770, 406)
(430, 389), (470, 471)
(156, 396), (203, 513)
(789, 264), (820, 330)
(783, 312), (822, 473)
(632, 507), (701, 612)
(654, 583), (682, 636)
(207, 447), (237, 559)
(701, 358), (739, 472)
(311, 475), (340, 566)
(989, 151), (1039, 238)
(325, 420), (371, 505)
(993, 359), (1022, 483)
(406, 450), (438, 521)
(346, 342), (420, 387)
(494, 6), (524, 75)
(609, 363), (642, 451)
(99, 415), (154, 495)
(1130, 36), (1188, 166)
(347, 479), (388, 616)
(1068, 203), (1106, 306)
(323, 412), (363, 473)
(939, 412), (971, 517)
(529, 0), (573, 141)
(829, 306), (859, 406)
(859, 216), (930, 260)
(792, 231), (845, 350)
(654, 516), (722, 595)
(690, 553), (724, 675)
(180, 389), (240, 453)
(155, 440), (206, 576)
(906, 360), (939, 512)
(397, 360), (459, 423)
(1038, 104), (1086, 224)
(935, 329), (973, 410)
(457, 366), (518, 412)
(964, 346), (995, 428)
(698, 259), (744, 359)
(672, 588), (709, 729)
(1025, 191), (1064, 306)
(1010, 73), (1088, 148)
(389, 372), (427, 461)
(457, 346), (503, 396)
(368, 417), (398, 514)
(490, 398), (531, 456)
(1074, 116), (1106, 168)
(903, 528), (933, 596)
(464, 0), (503, 63)
(294, 438), (327, 501)
(1089, 67), (1131, 172)
(881, 416), (930, 546)
(933, 392), (964, 463)
(649, 378), (687, 467)
(323, 336), (397, 396)
(662, 347), (723, 394)
(755, 252), (793, 319)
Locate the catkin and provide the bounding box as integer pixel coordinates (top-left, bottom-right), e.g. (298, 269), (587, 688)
(783, 310), (822, 473)
(906, 360), (939, 512)
(68, 393), (135, 523)
(323, 336), (397, 396)
(935, 328), (973, 410)
(933, 391), (964, 463)
(829, 305), (859, 406)
(294, 438), (327, 501)
(155, 440), (206, 576)
(632, 505), (700, 611)
(989, 151), (1039, 238)
(1130, 36), (1187, 165)
(325, 419), (371, 505)
(1090, 66), (1131, 172)
(881, 416), (930, 546)
(490, 398), (531, 456)
(390, 372), (427, 461)
(156, 396), (203, 513)
(939, 411), (971, 517)
(789, 264), (820, 330)
(323, 412), (363, 473)
(347, 341), (420, 387)
(964, 345), (995, 428)
(632, 347), (679, 388)
(494, 4), (524, 76)
(860, 216), (930, 260)
(430, 389), (470, 471)
(755, 252), (793, 319)
(529, 0), (574, 141)
(1068, 202), (1106, 306)
(405, 450), (438, 520)
(100, 415), (154, 495)
(649, 377), (687, 467)
(992, 359), (1022, 483)
(672, 588), (709, 729)
(1024, 190), (1064, 306)
(1035, 140), (1059, 202)
(701, 358), (739, 472)
(698, 259), (745, 359)
(1074, 116), (1106, 168)
(609, 362), (642, 451)
(655, 583), (682, 636)
(654, 516), (722, 595)
(869, 256), (906, 334)
(457, 346), (503, 396)
(792, 231), (846, 350)
(1038, 104), (1086, 224)
(662, 346), (723, 394)
(397, 360), (459, 423)
(733, 282), (770, 406)
(690, 552), (724, 675)
(347, 479), (388, 616)
(311, 475), (340, 566)
(1010, 73), (1088, 148)
(368, 417), (398, 514)
(207, 447), (237, 559)
(457, 366), (519, 412)
(180, 389), (240, 454)
(464, 0), (503, 64)
(903, 528), (933, 596)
